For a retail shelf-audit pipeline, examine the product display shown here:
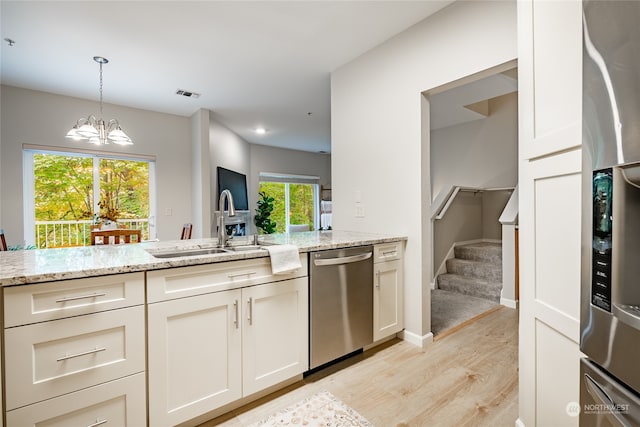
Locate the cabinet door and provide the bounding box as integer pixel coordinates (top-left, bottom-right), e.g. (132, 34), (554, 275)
(242, 277), (309, 396)
(374, 260), (404, 342)
(147, 289), (242, 427)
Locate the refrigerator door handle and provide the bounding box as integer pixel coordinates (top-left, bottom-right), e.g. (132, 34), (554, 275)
(584, 373), (630, 426)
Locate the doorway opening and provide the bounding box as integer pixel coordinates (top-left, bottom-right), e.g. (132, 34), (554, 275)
(423, 61), (519, 337)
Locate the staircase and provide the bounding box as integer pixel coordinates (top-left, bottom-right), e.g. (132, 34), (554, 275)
(436, 242), (502, 303)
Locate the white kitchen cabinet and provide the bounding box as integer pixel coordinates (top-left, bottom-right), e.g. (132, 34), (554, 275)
(518, 0), (583, 425)
(148, 288), (243, 427)
(147, 261), (309, 427)
(373, 243), (404, 341)
(242, 277), (308, 396)
(6, 372), (146, 427)
(3, 273), (146, 424)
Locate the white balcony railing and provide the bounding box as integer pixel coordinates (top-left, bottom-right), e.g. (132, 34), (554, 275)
(35, 219), (149, 248)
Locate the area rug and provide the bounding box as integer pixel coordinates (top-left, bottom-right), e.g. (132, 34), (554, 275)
(248, 390), (373, 427)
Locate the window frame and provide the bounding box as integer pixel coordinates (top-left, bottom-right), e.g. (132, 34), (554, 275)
(23, 145), (157, 246)
(258, 172), (320, 232)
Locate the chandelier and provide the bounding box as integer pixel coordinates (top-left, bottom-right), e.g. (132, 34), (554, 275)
(66, 56), (133, 145)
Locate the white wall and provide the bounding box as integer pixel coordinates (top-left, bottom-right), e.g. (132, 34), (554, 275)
(331, 0), (517, 344)
(0, 85), (192, 245)
(430, 92), (518, 199)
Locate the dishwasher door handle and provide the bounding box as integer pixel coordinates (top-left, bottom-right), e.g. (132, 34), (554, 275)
(313, 252), (372, 266)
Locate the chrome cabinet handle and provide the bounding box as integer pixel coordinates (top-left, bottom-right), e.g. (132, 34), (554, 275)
(233, 300), (239, 329)
(228, 271), (257, 279)
(375, 271), (381, 288)
(382, 250), (397, 256)
(248, 297), (253, 325)
(87, 419), (108, 427)
(55, 292), (107, 303)
(57, 347), (106, 362)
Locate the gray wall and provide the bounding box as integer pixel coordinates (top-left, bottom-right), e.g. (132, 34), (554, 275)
(1, 85), (331, 244)
(430, 91), (518, 201)
(249, 144), (331, 229)
(433, 189), (512, 277)
(0, 85), (192, 245)
(208, 115), (331, 236)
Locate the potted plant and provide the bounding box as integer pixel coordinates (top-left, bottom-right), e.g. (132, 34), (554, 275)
(254, 192), (277, 234)
(97, 198), (120, 229)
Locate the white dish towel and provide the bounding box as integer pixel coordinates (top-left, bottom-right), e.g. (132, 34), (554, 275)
(265, 244), (302, 275)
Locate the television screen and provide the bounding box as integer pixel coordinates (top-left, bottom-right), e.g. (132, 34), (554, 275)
(217, 167), (248, 210)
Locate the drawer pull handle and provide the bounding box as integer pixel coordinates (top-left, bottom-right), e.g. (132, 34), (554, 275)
(57, 347), (107, 362)
(228, 271), (257, 279)
(87, 419), (108, 427)
(382, 250), (397, 256)
(55, 292), (107, 303)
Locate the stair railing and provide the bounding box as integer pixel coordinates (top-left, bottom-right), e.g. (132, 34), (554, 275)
(431, 185), (515, 221)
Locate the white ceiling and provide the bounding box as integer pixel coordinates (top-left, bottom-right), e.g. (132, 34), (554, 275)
(1, 0), (454, 154)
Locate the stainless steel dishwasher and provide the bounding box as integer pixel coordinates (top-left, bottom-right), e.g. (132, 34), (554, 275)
(309, 245), (373, 370)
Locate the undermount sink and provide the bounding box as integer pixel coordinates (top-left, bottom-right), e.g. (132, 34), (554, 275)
(225, 244), (267, 252)
(150, 247), (230, 258)
(148, 242), (270, 258)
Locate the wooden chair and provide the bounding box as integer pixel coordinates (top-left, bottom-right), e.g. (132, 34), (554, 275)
(91, 228), (142, 245)
(181, 223), (193, 240)
(0, 228), (7, 251)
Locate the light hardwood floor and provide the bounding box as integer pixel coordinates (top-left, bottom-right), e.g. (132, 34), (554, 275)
(201, 306), (519, 426)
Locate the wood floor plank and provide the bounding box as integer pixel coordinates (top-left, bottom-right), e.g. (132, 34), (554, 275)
(202, 306), (519, 426)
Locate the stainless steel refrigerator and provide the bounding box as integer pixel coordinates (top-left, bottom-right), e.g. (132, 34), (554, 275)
(581, 1), (640, 425)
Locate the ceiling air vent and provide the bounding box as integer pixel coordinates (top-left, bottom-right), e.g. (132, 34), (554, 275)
(176, 89), (200, 99)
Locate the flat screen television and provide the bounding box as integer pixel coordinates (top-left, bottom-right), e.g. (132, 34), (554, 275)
(217, 167), (248, 211)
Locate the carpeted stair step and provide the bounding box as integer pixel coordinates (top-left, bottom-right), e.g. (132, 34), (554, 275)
(454, 242), (502, 264)
(437, 273), (501, 303)
(445, 258), (502, 282)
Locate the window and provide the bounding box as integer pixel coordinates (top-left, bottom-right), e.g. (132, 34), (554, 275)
(23, 148), (156, 248)
(258, 173), (319, 233)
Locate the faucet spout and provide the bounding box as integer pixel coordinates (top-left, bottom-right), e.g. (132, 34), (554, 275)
(218, 189), (236, 247)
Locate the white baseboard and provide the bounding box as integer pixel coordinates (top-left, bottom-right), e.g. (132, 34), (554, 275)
(500, 297), (518, 309)
(515, 418), (525, 427)
(400, 329), (434, 349)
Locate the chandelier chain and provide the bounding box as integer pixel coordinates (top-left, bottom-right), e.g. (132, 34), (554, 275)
(99, 61), (104, 117)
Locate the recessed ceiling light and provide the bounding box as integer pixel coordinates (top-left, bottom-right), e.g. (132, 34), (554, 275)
(255, 127), (266, 135)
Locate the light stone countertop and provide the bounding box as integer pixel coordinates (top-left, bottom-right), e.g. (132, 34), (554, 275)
(0, 230), (406, 286)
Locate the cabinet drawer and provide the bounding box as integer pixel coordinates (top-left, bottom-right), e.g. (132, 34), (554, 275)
(374, 242), (404, 263)
(147, 254), (308, 302)
(6, 372), (146, 427)
(4, 305), (145, 410)
(4, 272), (145, 327)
